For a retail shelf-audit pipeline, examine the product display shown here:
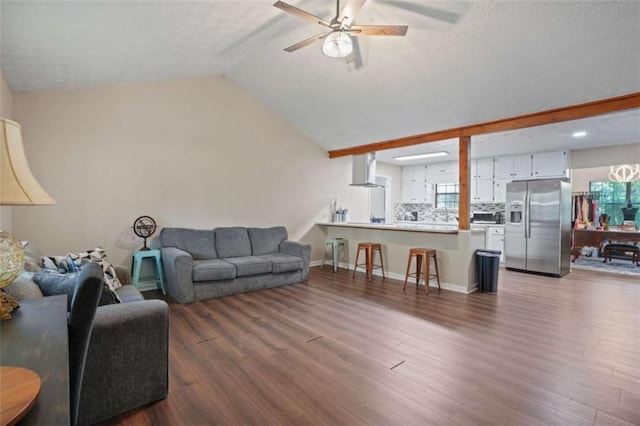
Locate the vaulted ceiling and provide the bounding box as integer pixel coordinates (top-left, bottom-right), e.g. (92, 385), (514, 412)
(2, 0), (639, 156)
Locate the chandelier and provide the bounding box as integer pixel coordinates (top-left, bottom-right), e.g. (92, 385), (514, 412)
(608, 164), (640, 183)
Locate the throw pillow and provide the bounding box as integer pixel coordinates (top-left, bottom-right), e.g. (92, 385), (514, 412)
(68, 248), (122, 292)
(33, 270), (121, 310)
(41, 255), (75, 273)
(2, 271), (44, 300)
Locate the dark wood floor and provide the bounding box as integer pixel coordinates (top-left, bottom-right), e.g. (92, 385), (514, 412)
(108, 266), (640, 425)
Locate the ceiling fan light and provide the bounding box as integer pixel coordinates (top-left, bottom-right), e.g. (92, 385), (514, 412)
(322, 32), (353, 58)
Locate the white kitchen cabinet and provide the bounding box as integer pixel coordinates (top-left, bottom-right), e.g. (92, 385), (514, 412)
(486, 226), (505, 263)
(471, 178), (494, 202)
(532, 150), (569, 178)
(471, 158), (494, 179)
(427, 161), (458, 176)
(494, 154), (532, 179)
(401, 183), (432, 203)
(426, 161), (458, 184)
(402, 165), (427, 184)
(493, 178), (510, 202)
(470, 158), (495, 202)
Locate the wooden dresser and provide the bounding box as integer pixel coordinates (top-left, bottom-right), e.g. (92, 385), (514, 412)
(572, 228), (640, 261)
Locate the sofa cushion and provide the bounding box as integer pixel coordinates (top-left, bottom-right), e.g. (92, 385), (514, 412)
(192, 259), (236, 282)
(249, 227), (288, 256)
(258, 253), (303, 274)
(159, 228), (217, 260)
(215, 227), (252, 259)
(222, 256), (272, 277)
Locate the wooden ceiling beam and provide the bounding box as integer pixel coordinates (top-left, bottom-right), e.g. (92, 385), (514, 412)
(328, 92), (640, 158)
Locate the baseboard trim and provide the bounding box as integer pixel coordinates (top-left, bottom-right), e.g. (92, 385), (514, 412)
(311, 262), (472, 294)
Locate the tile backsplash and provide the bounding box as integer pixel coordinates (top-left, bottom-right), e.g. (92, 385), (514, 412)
(471, 203), (505, 213)
(395, 202), (505, 222)
(395, 203), (433, 221)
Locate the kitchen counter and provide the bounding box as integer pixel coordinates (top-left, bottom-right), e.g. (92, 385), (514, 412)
(316, 222), (486, 293)
(317, 222), (485, 234)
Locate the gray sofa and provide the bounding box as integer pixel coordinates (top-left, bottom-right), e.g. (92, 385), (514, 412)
(159, 226), (311, 303)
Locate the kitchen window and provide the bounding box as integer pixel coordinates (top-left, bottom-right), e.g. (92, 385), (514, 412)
(435, 183), (459, 209)
(589, 180), (639, 226)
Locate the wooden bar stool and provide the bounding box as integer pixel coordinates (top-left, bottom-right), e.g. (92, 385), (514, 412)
(321, 237), (347, 272)
(352, 242), (385, 282)
(403, 248), (441, 295)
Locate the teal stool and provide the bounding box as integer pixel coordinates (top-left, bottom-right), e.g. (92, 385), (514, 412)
(131, 249), (166, 295)
(322, 237), (347, 272)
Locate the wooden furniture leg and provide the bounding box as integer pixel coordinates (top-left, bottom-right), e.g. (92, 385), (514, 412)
(423, 251), (430, 295)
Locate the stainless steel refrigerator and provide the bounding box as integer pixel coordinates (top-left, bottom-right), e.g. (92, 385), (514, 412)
(505, 179), (571, 277)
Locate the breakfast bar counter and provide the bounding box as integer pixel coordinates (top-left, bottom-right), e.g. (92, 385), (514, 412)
(317, 222), (486, 293)
(316, 221), (461, 234)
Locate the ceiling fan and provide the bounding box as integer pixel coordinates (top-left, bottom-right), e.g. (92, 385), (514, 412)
(273, 0), (408, 59)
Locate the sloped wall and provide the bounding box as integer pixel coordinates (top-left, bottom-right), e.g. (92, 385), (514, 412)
(12, 76), (370, 266)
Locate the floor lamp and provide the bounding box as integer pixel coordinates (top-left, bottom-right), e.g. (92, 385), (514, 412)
(1, 118), (56, 319)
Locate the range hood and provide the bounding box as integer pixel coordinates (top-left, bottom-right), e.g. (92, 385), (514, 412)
(350, 153), (382, 187)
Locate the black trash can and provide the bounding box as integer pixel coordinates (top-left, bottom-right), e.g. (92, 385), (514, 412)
(475, 249), (502, 293)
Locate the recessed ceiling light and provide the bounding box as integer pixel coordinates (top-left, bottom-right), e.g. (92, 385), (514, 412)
(572, 131), (587, 138)
(394, 151), (449, 161)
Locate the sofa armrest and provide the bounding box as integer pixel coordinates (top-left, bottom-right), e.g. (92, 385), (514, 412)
(161, 247), (195, 303)
(80, 300), (169, 424)
(281, 240), (311, 281)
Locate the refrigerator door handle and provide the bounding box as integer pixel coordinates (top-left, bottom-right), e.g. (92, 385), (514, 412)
(525, 192), (530, 239)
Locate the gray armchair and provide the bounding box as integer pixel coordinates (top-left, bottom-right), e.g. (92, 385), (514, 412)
(68, 263), (104, 426)
(79, 299), (169, 424)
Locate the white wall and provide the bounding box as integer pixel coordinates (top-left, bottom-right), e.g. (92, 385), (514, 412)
(12, 76), (370, 266)
(0, 70), (13, 231)
(571, 143), (640, 169)
(571, 166), (612, 192)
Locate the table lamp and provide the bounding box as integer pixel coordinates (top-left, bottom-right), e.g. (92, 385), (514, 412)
(1, 118), (56, 319)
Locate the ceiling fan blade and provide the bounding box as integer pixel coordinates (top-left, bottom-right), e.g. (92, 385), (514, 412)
(339, 0), (367, 28)
(345, 36), (363, 69)
(284, 33), (327, 52)
(273, 1), (331, 27)
(349, 25), (408, 36)
(379, 1), (461, 24)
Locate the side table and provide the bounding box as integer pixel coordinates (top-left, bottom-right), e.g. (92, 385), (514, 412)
(0, 295), (70, 425)
(131, 249), (167, 295)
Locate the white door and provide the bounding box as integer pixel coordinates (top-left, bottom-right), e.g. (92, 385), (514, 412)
(476, 158), (494, 179)
(402, 166), (415, 184)
(476, 179), (494, 202)
(401, 183), (416, 203)
(413, 165), (427, 183)
(512, 154), (532, 178)
(494, 157), (514, 179)
(494, 178), (511, 202)
(487, 231), (505, 262)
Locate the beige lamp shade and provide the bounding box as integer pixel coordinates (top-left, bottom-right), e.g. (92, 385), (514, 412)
(0, 118), (56, 205)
